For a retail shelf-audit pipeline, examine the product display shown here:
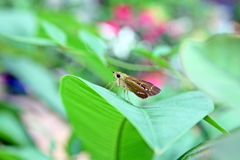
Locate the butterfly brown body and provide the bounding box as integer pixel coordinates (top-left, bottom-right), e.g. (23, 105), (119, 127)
(107, 71), (161, 101)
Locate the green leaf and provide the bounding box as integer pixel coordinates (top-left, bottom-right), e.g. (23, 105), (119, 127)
(36, 11), (111, 83)
(0, 32), (56, 46)
(0, 109), (32, 146)
(203, 115), (230, 135)
(41, 20), (67, 45)
(2, 57), (65, 117)
(212, 129), (240, 160)
(180, 34), (240, 108)
(178, 129), (240, 160)
(133, 48), (171, 68)
(67, 48), (113, 83)
(106, 56), (157, 71)
(201, 109), (240, 139)
(177, 140), (214, 160)
(0, 9), (36, 37)
(152, 45), (171, 57)
(78, 29), (106, 64)
(0, 146), (51, 160)
(154, 129), (205, 160)
(60, 75), (214, 159)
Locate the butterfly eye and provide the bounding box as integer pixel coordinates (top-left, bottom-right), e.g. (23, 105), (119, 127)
(117, 74), (121, 78)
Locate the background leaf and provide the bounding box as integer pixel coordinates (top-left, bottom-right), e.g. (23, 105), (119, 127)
(180, 34), (240, 108)
(177, 140), (214, 160)
(41, 20), (67, 45)
(201, 109), (240, 139)
(178, 129), (240, 160)
(0, 147), (51, 160)
(0, 106), (32, 146)
(0, 9), (36, 37)
(66, 133), (81, 156)
(153, 129), (205, 160)
(0, 32), (56, 46)
(203, 115), (230, 135)
(60, 75), (214, 159)
(78, 29), (106, 64)
(2, 56), (65, 117)
(152, 45), (171, 57)
(133, 48), (172, 68)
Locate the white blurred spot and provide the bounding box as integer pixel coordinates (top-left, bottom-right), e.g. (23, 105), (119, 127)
(208, 4), (234, 34)
(111, 27), (136, 59)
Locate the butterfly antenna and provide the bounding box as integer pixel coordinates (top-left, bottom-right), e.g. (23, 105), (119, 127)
(107, 66), (115, 73)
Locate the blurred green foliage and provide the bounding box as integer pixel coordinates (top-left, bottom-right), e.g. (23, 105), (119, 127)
(0, 0), (240, 159)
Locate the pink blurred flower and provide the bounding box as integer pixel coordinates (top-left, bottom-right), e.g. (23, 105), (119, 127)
(141, 24), (166, 43)
(138, 11), (156, 28)
(137, 9), (167, 43)
(99, 4), (168, 43)
(113, 4), (133, 20)
(112, 4), (134, 27)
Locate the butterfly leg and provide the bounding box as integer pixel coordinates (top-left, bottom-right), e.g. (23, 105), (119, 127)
(109, 83), (116, 91)
(116, 86), (121, 96)
(126, 90), (132, 104)
(105, 81), (111, 88)
(106, 81), (115, 91)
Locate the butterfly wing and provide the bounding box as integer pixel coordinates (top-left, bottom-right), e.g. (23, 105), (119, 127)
(138, 79), (161, 96)
(125, 76), (161, 99)
(125, 78), (148, 99)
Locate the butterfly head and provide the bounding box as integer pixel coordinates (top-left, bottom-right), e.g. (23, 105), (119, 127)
(113, 71), (123, 79)
(113, 71), (126, 79)
(107, 66), (122, 79)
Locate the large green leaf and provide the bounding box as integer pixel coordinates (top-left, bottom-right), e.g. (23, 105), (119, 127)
(60, 75), (214, 159)
(180, 34), (240, 108)
(0, 146), (51, 160)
